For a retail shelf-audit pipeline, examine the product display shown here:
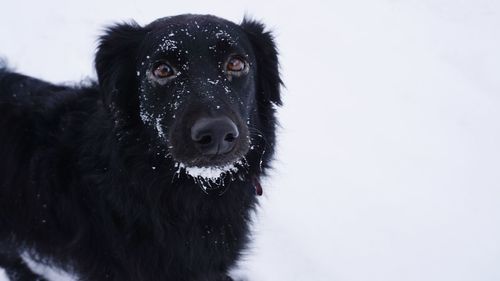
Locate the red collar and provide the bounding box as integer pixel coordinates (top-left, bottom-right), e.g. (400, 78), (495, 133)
(252, 176), (263, 196)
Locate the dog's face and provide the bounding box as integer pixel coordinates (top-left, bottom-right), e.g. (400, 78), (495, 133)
(137, 17), (256, 167)
(95, 15), (281, 184)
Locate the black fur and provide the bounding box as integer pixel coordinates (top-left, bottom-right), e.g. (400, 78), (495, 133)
(0, 14), (281, 281)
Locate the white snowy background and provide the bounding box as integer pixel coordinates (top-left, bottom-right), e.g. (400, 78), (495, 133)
(1, 0), (500, 280)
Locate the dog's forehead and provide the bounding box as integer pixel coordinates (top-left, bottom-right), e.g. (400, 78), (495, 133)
(147, 14), (238, 31)
(145, 15), (244, 50)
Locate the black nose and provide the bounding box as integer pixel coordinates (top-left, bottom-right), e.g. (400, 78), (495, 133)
(190, 116), (240, 155)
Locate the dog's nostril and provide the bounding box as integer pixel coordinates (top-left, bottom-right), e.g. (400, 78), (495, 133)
(224, 133), (236, 142)
(198, 135), (212, 145)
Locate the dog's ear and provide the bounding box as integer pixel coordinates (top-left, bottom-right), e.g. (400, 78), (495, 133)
(95, 22), (146, 120)
(240, 18), (283, 106)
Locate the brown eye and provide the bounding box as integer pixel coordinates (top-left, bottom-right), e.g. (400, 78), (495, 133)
(152, 62), (175, 79)
(226, 56), (248, 74)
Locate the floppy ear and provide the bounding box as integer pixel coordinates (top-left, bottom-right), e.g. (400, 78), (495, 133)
(95, 22), (146, 121)
(240, 18), (283, 106)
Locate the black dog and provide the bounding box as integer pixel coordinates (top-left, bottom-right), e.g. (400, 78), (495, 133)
(0, 14), (281, 281)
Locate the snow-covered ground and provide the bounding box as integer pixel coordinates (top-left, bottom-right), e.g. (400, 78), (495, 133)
(1, 0), (500, 280)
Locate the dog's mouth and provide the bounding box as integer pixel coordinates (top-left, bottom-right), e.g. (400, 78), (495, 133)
(174, 158), (248, 191)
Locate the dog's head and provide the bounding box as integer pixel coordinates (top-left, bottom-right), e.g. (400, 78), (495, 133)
(95, 15), (281, 187)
